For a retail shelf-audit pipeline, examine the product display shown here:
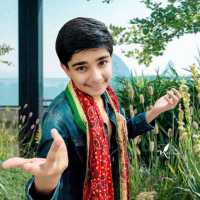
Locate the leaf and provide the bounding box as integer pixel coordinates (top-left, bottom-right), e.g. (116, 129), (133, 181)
(111, 0), (200, 65)
(163, 143), (169, 152)
(0, 182), (7, 195)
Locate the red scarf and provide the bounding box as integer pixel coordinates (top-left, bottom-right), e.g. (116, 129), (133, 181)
(70, 82), (129, 200)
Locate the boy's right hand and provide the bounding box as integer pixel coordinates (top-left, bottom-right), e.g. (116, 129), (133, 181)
(1, 128), (68, 178)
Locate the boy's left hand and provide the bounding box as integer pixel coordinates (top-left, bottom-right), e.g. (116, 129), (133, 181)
(153, 88), (181, 114)
(146, 88), (181, 124)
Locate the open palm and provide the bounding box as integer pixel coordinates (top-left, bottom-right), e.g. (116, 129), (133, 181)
(1, 129), (68, 177)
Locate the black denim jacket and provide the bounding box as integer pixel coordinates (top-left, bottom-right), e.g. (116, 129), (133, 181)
(26, 91), (155, 200)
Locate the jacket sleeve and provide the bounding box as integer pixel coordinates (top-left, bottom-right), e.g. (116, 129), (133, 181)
(127, 112), (155, 139)
(26, 110), (69, 200)
(26, 177), (61, 200)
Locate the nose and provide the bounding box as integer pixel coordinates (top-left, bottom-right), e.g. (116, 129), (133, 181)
(90, 68), (103, 83)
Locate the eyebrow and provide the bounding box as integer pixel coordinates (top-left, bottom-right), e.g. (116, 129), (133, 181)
(71, 55), (110, 67)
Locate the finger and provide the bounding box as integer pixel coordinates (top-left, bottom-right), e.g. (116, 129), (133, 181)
(46, 129), (64, 163)
(1, 157), (35, 169)
(22, 162), (36, 174)
(164, 94), (169, 102)
(51, 129), (68, 154)
(22, 159), (46, 175)
(170, 90), (180, 103)
(165, 92), (173, 105)
(51, 128), (64, 144)
(171, 88), (181, 99)
(167, 91), (179, 104)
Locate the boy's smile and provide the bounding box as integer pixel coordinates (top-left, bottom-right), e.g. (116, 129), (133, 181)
(61, 48), (112, 97)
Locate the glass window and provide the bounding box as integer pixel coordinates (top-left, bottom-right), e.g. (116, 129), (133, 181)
(0, 0), (18, 106)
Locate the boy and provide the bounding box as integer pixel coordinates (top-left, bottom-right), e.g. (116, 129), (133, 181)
(2, 17), (180, 200)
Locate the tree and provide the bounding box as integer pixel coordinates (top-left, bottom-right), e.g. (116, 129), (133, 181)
(0, 44), (13, 66)
(86, 0), (112, 3)
(109, 0), (200, 66)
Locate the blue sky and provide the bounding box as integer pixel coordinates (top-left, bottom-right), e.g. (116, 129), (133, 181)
(0, 0), (200, 78)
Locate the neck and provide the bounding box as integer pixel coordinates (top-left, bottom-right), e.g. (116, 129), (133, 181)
(93, 95), (102, 101)
(94, 96), (104, 110)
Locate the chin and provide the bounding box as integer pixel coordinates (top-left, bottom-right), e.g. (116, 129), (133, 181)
(87, 87), (107, 97)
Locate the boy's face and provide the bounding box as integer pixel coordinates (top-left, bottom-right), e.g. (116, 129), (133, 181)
(62, 48), (112, 97)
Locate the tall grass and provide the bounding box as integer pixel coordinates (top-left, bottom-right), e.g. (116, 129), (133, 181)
(115, 63), (200, 199)
(0, 108), (31, 200)
(1, 63), (200, 199)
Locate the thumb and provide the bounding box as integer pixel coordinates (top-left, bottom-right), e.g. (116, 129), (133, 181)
(51, 128), (63, 142)
(48, 128), (63, 154)
(46, 128), (65, 164)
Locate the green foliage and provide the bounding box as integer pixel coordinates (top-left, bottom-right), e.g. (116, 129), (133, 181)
(0, 109), (18, 160)
(109, 0), (200, 65)
(0, 112), (30, 199)
(115, 62), (200, 199)
(86, 0), (112, 3)
(0, 169), (30, 200)
(0, 43), (14, 66)
(18, 104), (40, 158)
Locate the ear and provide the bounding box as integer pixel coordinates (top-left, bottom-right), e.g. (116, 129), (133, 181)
(60, 63), (70, 77)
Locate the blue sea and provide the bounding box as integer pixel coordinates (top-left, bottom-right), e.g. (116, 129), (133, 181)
(0, 55), (134, 106)
(0, 78), (69, 106)
(0, 78), (121, 106)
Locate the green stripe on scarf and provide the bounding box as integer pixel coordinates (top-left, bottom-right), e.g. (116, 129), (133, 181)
(65, 83), (86, 133)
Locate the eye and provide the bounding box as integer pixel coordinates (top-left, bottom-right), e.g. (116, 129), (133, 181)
(98, 60), (109, 67)
(75, 66), (87, 73)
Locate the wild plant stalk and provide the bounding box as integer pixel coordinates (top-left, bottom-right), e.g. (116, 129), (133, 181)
(18, 104), (41, 157)
(190, 64), (200, 98)
(0, 106), (38, 199)
(116, 64), (200, 199)
(0, 105), (41, 159)
(0, 109), (18, 160)
(168, 68), (200, 199)
(128, 140), (142, 198)
(178, 80), (193, 155)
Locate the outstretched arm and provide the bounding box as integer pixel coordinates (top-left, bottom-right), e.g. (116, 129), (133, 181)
(1, 128), (68, 195)
(127, 88), (181, 139)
